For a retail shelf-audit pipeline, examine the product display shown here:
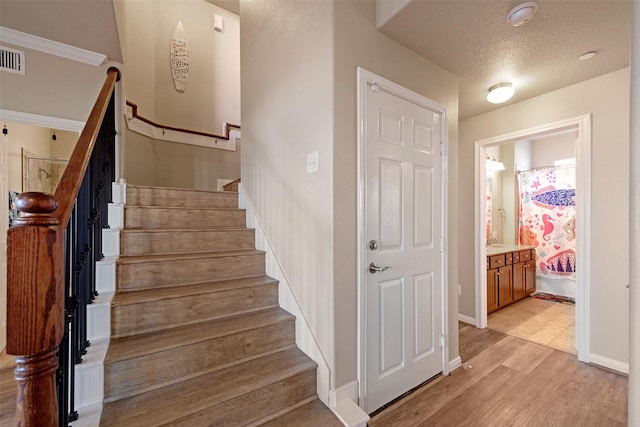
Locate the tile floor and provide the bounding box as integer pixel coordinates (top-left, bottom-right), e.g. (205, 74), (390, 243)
(487, 296), (576, 355)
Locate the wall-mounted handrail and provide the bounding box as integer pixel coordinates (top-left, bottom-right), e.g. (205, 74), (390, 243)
(126, 100), (240, 141)
(6, 67), (120, 426)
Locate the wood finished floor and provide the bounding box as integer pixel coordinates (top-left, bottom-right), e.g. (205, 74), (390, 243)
(369, 323), (627, 426)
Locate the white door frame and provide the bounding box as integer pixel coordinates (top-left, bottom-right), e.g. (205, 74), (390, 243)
(356, 67), (449, 411)
(474, 114), (591, 363)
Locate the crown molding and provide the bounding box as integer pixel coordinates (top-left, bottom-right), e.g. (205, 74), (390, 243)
(0, 109), (85, 132)
(0, 26), (106, 66)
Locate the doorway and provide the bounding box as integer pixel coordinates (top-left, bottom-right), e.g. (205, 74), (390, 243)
(0, 109), (84, 352)
(357, 68), (448, 413)
(473, 115), (591, 363)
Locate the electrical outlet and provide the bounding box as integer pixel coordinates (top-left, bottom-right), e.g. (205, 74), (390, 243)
(458, 284), (462, 296)
(307, 151), (319, 173)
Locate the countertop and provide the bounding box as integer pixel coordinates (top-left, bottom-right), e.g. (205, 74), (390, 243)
(486, 244), (535, 256)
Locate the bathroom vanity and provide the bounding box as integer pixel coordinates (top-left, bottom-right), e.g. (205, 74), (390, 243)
(486, 245), (536, 313)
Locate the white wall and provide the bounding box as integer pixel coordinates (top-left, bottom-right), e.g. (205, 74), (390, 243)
(241, 0), (459, 391)
(459, 68), (630, 366)
(115, 0), (241, 189)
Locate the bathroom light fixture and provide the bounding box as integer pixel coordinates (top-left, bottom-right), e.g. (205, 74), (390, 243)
(487, 82), (515, 104)
(507, 2), (538, 27)
(486, 156), (506, 171)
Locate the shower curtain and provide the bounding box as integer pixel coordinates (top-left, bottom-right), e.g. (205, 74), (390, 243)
(518, 166), (576, 279)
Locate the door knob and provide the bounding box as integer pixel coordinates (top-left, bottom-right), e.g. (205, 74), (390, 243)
(369, 262), (390, 274)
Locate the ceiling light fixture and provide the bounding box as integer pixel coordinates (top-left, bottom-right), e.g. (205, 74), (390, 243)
(487, 82), (515, 104)
(507, 2), (538, 27)
(578, 51), (597, 61)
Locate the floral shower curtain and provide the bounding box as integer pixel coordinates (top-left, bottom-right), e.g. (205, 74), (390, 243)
(518, 166), (576, 279)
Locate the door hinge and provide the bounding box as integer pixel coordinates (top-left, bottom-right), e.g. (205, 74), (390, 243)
(440, 238), (445, 252)
(440, 334), (446, 349)
(440, 141), (446, 156)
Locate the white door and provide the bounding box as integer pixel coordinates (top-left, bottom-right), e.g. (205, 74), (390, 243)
(359, 69), (445, 413)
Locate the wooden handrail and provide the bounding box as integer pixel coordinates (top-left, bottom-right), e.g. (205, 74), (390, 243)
(6, 67), (120, 426)
(126, 100), (240, 140)
(55, 68), (120, 227)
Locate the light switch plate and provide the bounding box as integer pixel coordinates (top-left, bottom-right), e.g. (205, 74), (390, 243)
(307, 151), (319, 173)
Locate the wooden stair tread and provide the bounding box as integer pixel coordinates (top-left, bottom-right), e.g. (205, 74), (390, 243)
(126, 205), (245, 212)
(258, 398), (343, 426)
(120, 227), (254, 233)
(106, 307), (294, 362)
(116, 249), (265, 264)
(127, 184), (232, 194)
(113, 275), (278, 304)
(101, 347), (316, 425)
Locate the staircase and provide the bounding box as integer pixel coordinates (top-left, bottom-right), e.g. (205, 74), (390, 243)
(100, 185), (341, 426)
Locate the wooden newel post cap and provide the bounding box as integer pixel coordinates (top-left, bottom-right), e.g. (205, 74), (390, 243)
(14, 192), (59, 226)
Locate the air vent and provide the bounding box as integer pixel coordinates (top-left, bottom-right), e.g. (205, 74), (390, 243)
(0, 46), (25, 75)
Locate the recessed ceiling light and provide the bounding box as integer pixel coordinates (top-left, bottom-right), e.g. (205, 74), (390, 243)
(578, 51), (597, 61)
(487, 83), (515, 104)
(507, 2), (538, 27)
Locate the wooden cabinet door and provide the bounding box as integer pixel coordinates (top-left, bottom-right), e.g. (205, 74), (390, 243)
(487, 268), (499, 313)
(512, 262), (526, 300)
(498, 265), (513, 307)
(525, 259), (536, 294)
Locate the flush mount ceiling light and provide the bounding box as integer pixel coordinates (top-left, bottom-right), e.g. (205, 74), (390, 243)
(579, 51), (597, 61)
(487, 82), (515, 104)
(507, 2), (538, 27)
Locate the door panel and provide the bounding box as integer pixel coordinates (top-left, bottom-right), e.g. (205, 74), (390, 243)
(379, 159), (403, 251)
(362, 73), (445, 413)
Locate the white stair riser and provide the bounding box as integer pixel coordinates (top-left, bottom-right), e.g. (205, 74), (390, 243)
(108, 203), (124, 229)
(103, 229), (120, 257)
(96, 257), (116, 294)
(74, 340), (109, 410)
(87, 296), (112, 342)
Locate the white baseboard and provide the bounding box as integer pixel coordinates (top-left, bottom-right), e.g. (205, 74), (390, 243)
(448, 356), (462, 372)
(329, 381), (369, 427)
(87, 292), (113, 342)
(74, 340), (108, 409)
(108, 203), (124, 229)
(96, 256), (117, 294)
(589, 353), (629, 375)
(238, 185), (332, 406)
(69, 402), (102, 427)
(457, 313), (476, 326)
(112, 180), (126, 205)
(102, 229), (120, 257)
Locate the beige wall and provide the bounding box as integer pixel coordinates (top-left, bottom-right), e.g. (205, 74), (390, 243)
(459, 68), (630, 365)
(0, 45), (111, 121)
(241, 0), (336, 381)
(116, 0), (241, 189)
(333, 1), (459, 386)
(241, 0), (459, 390)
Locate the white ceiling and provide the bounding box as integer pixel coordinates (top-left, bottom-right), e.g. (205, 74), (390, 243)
(0, 0), (122, 63)
(0, 1), (631, 120)
(377, 0), (632, 119)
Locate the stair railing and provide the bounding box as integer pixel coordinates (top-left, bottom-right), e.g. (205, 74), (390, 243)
(5, 67), (119, 426)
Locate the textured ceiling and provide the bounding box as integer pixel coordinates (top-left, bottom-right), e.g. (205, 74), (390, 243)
(0, 0), (122, 63)
(377, 0), (632, 120)
(0, 0), (630, 120)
